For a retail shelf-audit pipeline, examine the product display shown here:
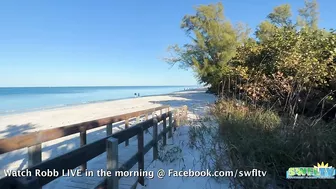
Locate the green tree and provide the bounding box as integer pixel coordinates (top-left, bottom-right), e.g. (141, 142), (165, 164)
(165, 3), (243, 96)
(298, 0), (319, 30)
(267, 4), (292, 27)
(256, 4), (293, 43)
(167, 1), (335, 118)
(255, 21), (278, 42)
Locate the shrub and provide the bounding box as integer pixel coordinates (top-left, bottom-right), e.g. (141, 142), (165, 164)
(190, 100), (336, 188)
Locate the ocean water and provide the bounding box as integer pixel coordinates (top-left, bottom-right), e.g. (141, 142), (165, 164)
(0, 86), (194, 115)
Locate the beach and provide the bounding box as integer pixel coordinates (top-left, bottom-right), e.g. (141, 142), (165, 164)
(0, 86), (193, 115)
(0, 89), (216, 182)
(0, 88), (207, 138)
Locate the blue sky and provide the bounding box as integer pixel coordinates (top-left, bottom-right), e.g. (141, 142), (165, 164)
(0, 0), (334, 87)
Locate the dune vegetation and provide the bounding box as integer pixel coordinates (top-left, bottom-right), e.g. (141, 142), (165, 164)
(167, 0), (336, 188)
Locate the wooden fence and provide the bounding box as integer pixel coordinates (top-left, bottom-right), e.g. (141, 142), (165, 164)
(0, 105), (188, 189)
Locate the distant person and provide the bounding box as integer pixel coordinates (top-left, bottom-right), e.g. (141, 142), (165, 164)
(138, 93), (140, 97)
(134, 93), (137, 98)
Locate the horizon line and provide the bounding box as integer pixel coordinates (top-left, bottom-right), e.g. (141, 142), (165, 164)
(0, 84), (201, 88)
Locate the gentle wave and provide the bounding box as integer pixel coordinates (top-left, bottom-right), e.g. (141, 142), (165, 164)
(0, 86), (198, 115)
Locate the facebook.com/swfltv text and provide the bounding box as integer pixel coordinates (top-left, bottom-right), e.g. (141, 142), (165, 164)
(113, 168), (267, 179)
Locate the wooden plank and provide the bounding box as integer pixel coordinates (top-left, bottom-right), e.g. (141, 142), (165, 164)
(173, 109), (178, 131)
(107, 137), (118, 189)
(80, 131), (87, 171)
(137, 128), (144, 186)
(168, 112), (173, 138)
(162, 114), (167, 146)
(153, 116), (158, 160)
(136, 116), (140, 124)
(125, 119), (129, 146)
(0, 105), (169, 154)
(144, 114), (149, 133)
(28, 144), (42, 168)
(106, 123), (113, 136)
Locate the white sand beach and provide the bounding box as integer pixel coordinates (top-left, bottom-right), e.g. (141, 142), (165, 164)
(0, 89), (212, 139)
(0, 89), (217, 187)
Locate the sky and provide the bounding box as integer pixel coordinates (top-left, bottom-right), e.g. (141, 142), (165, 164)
(0, 0), (334, 87)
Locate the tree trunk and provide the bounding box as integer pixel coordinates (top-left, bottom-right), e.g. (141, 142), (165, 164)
(228, 76), (231, 97)
(222, 78), (226, 99)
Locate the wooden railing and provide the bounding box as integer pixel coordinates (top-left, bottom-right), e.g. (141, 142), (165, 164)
(0, 105), (188, 189)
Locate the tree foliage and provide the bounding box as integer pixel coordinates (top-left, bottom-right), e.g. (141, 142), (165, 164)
(166, 0), (336, 119)
(298, 0), (319, 30)
(165, 3), (247, 96)
(166, 1), (336, 188)
(267, 4), (292, 27)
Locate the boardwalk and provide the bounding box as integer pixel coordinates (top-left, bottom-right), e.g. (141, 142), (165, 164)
(0, 89), (216, 189)
(43, 115), (168, 189)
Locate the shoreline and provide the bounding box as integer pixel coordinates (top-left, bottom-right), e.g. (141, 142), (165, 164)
(0, 87), (204, 117)
(0, 89), (216, 185)
(0, 88), (213, 139)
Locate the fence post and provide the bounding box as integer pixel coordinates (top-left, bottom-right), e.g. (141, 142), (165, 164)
(137, 127), (144, 185)
(125, 119), (129, 146)
(153, 116), (158, 160)
(173, 109), (178, 131)
(168, 112), (173, 138)
(28, 144), (42, 168)
(145, 113), (149, 133)
(106, 123), (113, 136)
(80, 130), (87, 171)
(136, 114), (140, 124)
(162, 114), (167, 146)
(107, 137), (118, 189)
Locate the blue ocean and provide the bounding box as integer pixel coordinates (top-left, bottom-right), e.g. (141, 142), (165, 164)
(0, 86), (194, 115)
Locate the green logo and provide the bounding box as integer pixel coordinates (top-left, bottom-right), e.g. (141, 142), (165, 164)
(286, 162), (335, 179)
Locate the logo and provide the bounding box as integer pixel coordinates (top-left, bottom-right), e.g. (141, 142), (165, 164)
(286, 162), (336, 179)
